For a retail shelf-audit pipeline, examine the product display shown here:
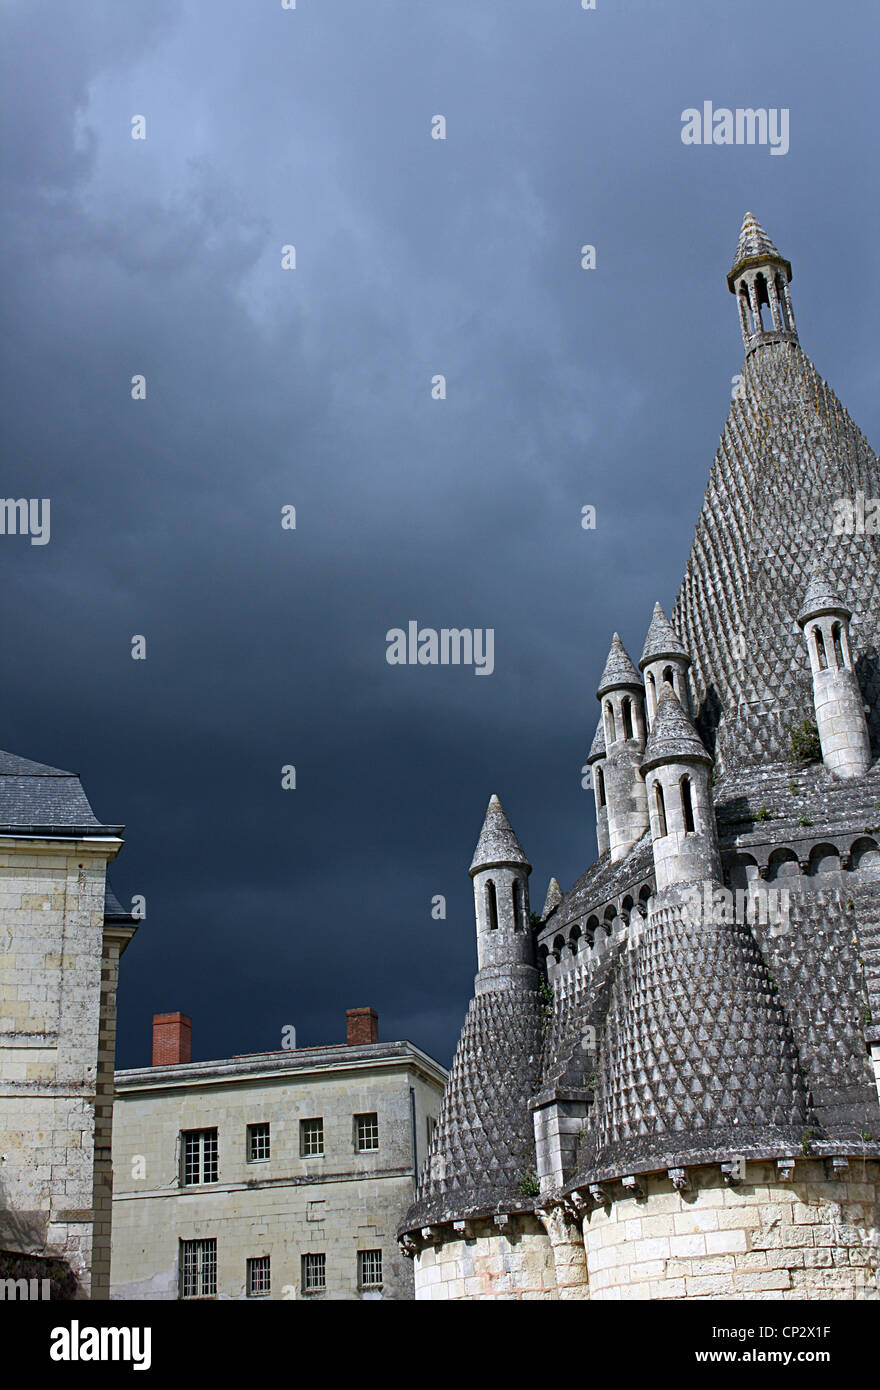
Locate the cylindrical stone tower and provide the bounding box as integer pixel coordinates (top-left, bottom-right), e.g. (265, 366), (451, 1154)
(797, 567), (872, 780)
(469, 793), (537, 994)
(639, 601), (692, 726)
(640, 682), (720, 893)
(596, 634), (649, 863)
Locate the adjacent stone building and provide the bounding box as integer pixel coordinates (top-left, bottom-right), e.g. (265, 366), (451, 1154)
(399, 214), (880, 1300)
(111, 1008), (445, 1299)
(0, 750), (140, 1298)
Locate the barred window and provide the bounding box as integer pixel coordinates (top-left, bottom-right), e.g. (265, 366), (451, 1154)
(358, 1249), (383, 1289)
(302, 1253), (326, 1292)
(247, 1123), (270, 1163)
(355, 1113), (379, 1152)
(300, 1118), (324, 1157)
(180, 1238), (217, 1299)
(182, 1129), (218, 1185)
(247, 1255), (271, 1297)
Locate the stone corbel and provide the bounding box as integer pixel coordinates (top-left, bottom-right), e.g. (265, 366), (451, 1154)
(399, 1235), (418, 1259)
(588, 1183), (607, 1206)
(721, 1158), (745, 1186)
(621, 1174), (644, 1198)
(452, 1220), (474, 1241)
(826, 1156), (849, 1179)
(493, 1214), (510, 1232)
(420, 1225), (440, 1245)
(668, 1167), (690, 1192)
(776, 1159), (796, 1182)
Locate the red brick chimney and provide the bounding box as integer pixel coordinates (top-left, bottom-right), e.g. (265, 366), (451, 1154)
(346, 1008), (378, 1046)
(152, 1012), (192, 1066)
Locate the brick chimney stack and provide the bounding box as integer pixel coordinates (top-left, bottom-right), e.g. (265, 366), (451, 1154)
(346, 1008), (378, 1046)
(152, 1012), (192, 1066)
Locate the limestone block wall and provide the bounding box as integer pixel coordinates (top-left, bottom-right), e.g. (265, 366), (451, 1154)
(0, 840), (117, 1297)
(413, 1217), (556, 1300)
(582, 1161), (880, 1300)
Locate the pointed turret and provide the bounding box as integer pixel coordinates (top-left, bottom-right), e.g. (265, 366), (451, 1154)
(469, 794), (530, 876)
(727, 211), (797, 351)
(639, 601), (692, 725)
(541, 876), (563, 918)
(596, 633), (642, 697)
(640, 683), (720, 892)
(797, 565), (871, 779)
(595, 635), (648, 861)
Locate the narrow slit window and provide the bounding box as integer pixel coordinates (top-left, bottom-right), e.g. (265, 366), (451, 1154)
(681, 775), (695, 833)
(814, 627), (828, 671)
(485, 879), (498, 931)
(622, 697), (634, 740)
(595, 765), (606, 809)
(654, 782), (667, 838)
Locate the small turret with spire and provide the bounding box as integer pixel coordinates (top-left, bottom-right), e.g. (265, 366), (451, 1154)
(797, 564), (872, 780)
(469, 794), (537, 994)
(639, 602), (692, 728)
(728, 211), (797, 353)
(596, 634), (649, 861)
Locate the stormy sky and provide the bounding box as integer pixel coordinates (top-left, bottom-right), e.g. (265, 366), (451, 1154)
(1, 0), (877, 1070)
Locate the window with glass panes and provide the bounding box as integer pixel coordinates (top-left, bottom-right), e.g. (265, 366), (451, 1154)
(302, 1252), (326, 1291)
(358, 1249), (383, 1288)
(246, 1123), (270, 1162)
(247, 1255), (271, 1297)
(355, 1112), (379, 1151)
(181, 1129), (218, 1185)
(180, 1238), (217, 1298)
(300, 1118), (323, 1156)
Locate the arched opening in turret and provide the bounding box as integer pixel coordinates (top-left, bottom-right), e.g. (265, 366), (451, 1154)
(813, 626), (828, 670)
(568, 925), (581, 955)
(604, 699), (616, 745)
(485, 879), (498, 931)
(646, 670), (656, 721)
(831, 622), (845, 669)
(638, 883), (652, 910)
(585, 915), (599, 949)
(622, 697), (634, 740)
(727, 853), (759, 890)
(754, 272), (770, 330)
(654, 781), (667, 838)
(680, 775), (695, 833)
(512, 877), (523, 932)
(775, 274), (790, 329)
(595, 764), (606, 808)
(738, 283), (751, 338)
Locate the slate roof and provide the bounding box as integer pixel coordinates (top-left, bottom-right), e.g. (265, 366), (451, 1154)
(797, 564), (852, 625)
(727, 211), (791, 288)
(469, 794), (530, 875)
(640, 683), (712, 771)
(596, 634), (642, 697)
(0, 749), (122, 836)
(639, 602), (689, 668)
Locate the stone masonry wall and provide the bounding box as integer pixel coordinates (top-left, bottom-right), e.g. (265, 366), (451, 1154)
(582, 1161), (880, 1300)
(414, 1217), (557, 1300)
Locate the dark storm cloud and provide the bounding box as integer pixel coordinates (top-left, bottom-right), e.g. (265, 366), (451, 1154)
(1, 0), (877, 1067)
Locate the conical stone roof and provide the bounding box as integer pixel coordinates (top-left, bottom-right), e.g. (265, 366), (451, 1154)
(587, 718), (605, 763)
(641, 683), (712, 772)
(400, 986), (544, 1230)
(541, 877), (563, 917)
(727, 211), (791, 289)
(574, 897), (813, 1183)
(640, 602), (689, 668)
(596, 633), (643, 697)
(469, 794), (530, 876)
(797, 563), (852, 626)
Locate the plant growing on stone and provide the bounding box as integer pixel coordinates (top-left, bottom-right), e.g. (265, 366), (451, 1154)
(789, 719), (821, 764)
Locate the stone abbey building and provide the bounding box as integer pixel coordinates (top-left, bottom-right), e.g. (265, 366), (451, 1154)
(399, 214), (880, 1300)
